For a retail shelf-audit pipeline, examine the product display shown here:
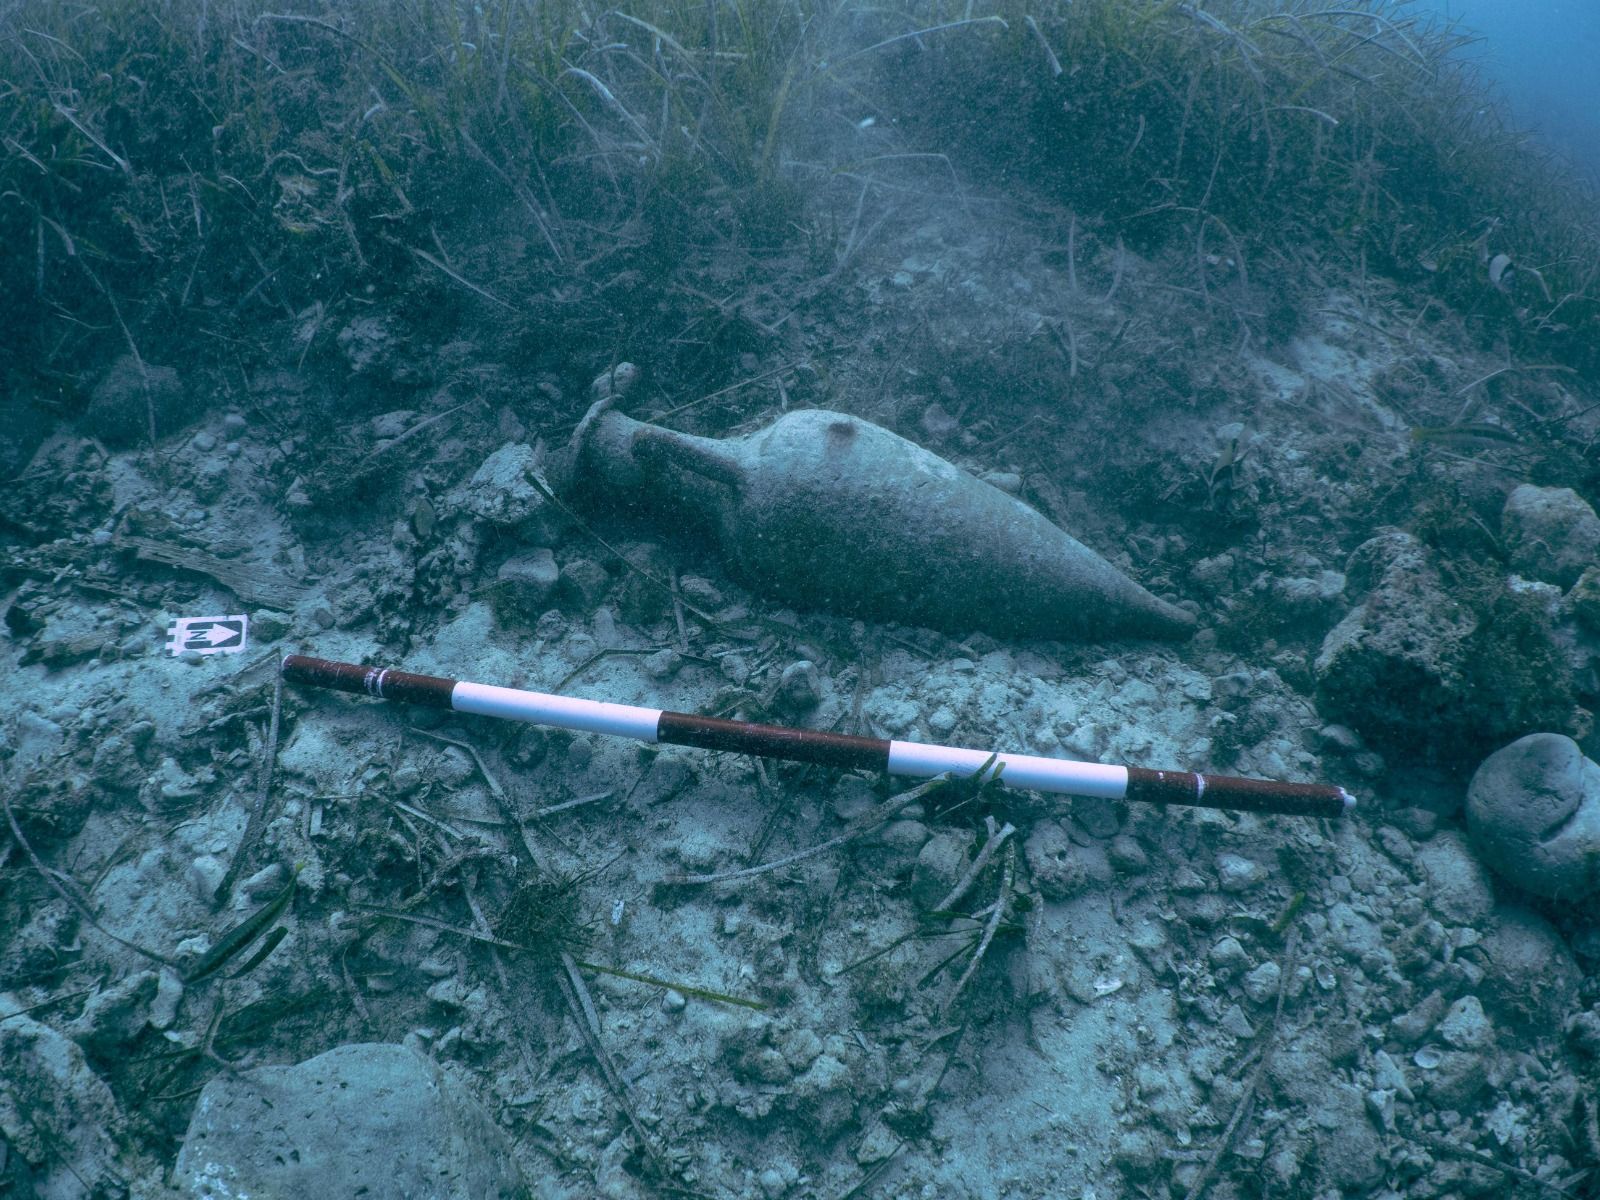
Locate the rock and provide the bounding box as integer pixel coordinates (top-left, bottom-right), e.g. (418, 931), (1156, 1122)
(1107, 833), (1149, 874)
(1, 997), (136, 1196)
(80, 354), (192, 445)
(449, 442), (559, 536)
(1208, 935), (1250, 979)
(1435, 995), (1492, 1049)
(1423, 1048), (1489, 1109)
(776, 660), (822, 710)
(1242, 960), (1281, 1004)
(911, 830), (971, 909)
(1476, 905), (1581, 1027)
(1024, 820), (1100, 898)
(1567, 564), (1600, 630)
(1502, 484), (1600, 588)
(1313, 532), (1475, 753)
(1310, 1083), (1385, 1191)
(1467, 733), (1600, 900)
(173, 1042), (524, 1200)
(337, 315), (414, 383)
(1215, 852), (1264, 893)
(67, 970), (158, 1055)
(1413, 831), (1496, 924)
(558, 557), (611, 610)
(491, 549), (560, 625)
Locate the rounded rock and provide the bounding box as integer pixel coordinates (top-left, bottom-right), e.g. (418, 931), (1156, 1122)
(1467, 732), (1600, 899)
(1502, 484), (1600, 588)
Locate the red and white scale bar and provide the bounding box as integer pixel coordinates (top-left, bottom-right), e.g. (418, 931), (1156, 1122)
(280, 655), (1355, 819)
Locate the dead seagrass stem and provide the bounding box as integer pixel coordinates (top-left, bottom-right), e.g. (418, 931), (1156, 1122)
(559, 387), (1196, 642)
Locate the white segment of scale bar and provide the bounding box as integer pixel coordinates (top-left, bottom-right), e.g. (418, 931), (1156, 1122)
(452, 681), (663, 742)
(887, 741), (1130, 798)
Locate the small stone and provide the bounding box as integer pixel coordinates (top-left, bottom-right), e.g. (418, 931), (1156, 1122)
(151, 968), (185, 1031)
(189, 854), (226, 900)
(855, 1120), (901, 1166)
(678, 576), (725, 608)
(912, 830), (972, 910)
(450, 442), (558, 536)
(1219, 1004), (1256, 1039)
(1024, 820), (1099, 899)
(1391, 990), (1447, 1045)
(68, 970), (158, 1054)
(1209, 935), (1251, 979)
(1413, 831), (1495, 923)
(926, 706), (959, 736)
(777, 660), (821, 710)
(241, 863), (287, 899)
(1215, 852), (1264, 893)
(222, 412), (247, 436)
(643, 648), (683, 680)
(558, 558), (610, 610)
(1242, 960), (1281, 1004)
(252, 609), (292, 642)
(1568, 565), (1600, 630)
(1318, 723), (1363, 753)
(1072, 795), (1123, 837)
(1436, 995), (1492, 1049)
(919, 403), (959, 442)
(661, 989), (687, 1013)
(81, 355), (192, 445)
(1108, 833), (1149, 873)
(1365, 1088), (1396, 1131)
(492, 553), (563, 624)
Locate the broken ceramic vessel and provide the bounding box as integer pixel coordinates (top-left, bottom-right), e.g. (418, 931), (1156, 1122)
(559, 391), (1195, 642)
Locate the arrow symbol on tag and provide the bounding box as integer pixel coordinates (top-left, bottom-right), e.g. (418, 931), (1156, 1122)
(195, 624), (238, 646)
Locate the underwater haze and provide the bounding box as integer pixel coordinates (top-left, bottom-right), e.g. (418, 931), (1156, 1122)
(1430, 0), (1600, 178)
(6, 2), (1600, 1198)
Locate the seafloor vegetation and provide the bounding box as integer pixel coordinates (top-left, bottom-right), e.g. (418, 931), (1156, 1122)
(4, 0), (1597, 447)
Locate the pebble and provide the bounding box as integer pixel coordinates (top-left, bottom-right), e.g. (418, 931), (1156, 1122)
(1435, 995), (1492, 1049)
(777, 660), (821, 710)
(912, 830), (972, 909)
(678, 575), (725, 608)
(241, 863), (287, 898)
(1107, 833), (1149, 874)
(151, 968), (185, 1030)
(1215, 852), (1264, 893)
(1072, 795), (1122, 838)
(189, 854), (226, 900)
(1219, 1003), (1256, 1039)
(1412, 831), (1495, 924)
(644, 648), (683, 680)
(1242, 960), (1281, 1004)
(558, 558), (610, 609)
(493, 550), (560, 622)
(1208, 935), (1251, 979)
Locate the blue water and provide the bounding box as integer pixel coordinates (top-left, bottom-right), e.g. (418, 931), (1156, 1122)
(1425, 0), (1600, 180)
